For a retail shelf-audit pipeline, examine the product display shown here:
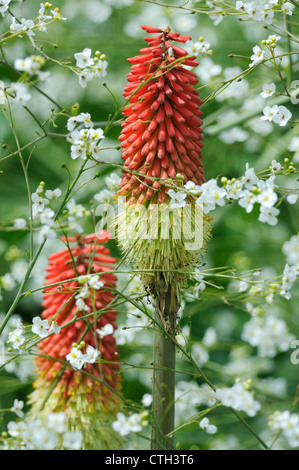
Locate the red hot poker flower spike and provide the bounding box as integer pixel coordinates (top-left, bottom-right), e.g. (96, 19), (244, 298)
(28, 231), (123, 449)
(117, 25), (205, 205)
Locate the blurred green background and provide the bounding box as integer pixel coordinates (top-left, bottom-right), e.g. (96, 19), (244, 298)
(0, 0), (298, 450)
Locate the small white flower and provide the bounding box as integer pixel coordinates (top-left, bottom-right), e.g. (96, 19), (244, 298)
(167, 189), (187, 208)
(261, 105), (278, 122)
(282, 263), (297, 289)
(18, 18), (35, 36)
(32, 316), (50, 338)
(7, 328), (25, 350)
(88, 275), (104, 290)
(31, 193), (49, 214)
(97, 323), (114, 338)
(238, 190), (256, 213)
(258, 205), (280, 226)
(10, 82), (31, 104)
(14, 57), (41, 76)
(84, 345), (100, 364)
(184, 181), (201, 194)
(141, 393), (153, 407)
(281, 2), (294, 15)
(11, 399), (24, 418)
(38, 3), (52, 20)
(48, 321), (61, 334)
(75, 297), (89, 312)
(257, 188), (277, 207)
(249, 45), (265, 67)
(45, 188), (62, 200)
(40, 207), (55, 225)
(88, 127), (104, 140)
(112, 412), (131, 436)
(51, 8), (67, 21)
(67, 115), (85, 131)
(269, 159), (282, 173)
(74, 48), (94, 68)
(0, 0), (11, 16)
(38, 224), (56, 243)
(94, 60), (108, 78)
(66, 346), (86, 370)
(260, 83), (276, 99)
(267, 34), (281, 44)
(272, 105), (292, 127)
(241, 164), (259, 190)
(216, 382), (261, 417)
(199, 417), (217, 434)
(226, 180), (243, 200)
(79, 112), (94, 128)
(78, 70), (93, 88)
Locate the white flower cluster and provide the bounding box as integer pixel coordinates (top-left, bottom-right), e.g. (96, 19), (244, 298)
(167, 162), (284, 226)
(269, 410), (299, 448)
(75, 274), (104, 312)
(261, 104), (292, 127)
(12, 54), (50, 91)
(280, 263), (297, 300)
(66, 342), (100, 370)
(112, 411), (148, 436)
(216, 380), (261, 417)
(6, 315), (61, 352)
(242, 314), (295, 357)
(67, 112), (105, 160)
(185, 37), (211, 56)
(7, 318), (26, 351)
(4, 412), (82, 450)
(0, 80), (33, 106)
(236, 1), (293, 25)
(74, 48), (108, 88)
(9, 3), (66, 38)
(94, 172), (121, 203)
(32, 316), (61, 338)
(31, 182), (62, 243)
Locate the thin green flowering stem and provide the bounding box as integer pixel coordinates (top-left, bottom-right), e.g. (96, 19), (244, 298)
(230, 409), (271, 450)
(1, 100), (34, 260)
(166, 404), (222, 437)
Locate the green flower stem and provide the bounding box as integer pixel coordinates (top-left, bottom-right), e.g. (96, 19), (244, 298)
(151, 303), (176, 450)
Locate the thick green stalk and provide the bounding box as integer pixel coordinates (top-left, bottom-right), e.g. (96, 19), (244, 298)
(151, 289), (176, 450)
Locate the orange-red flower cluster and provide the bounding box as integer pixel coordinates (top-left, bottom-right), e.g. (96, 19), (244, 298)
(117, 24), (205, 205)
(35, 231), (121, 403)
